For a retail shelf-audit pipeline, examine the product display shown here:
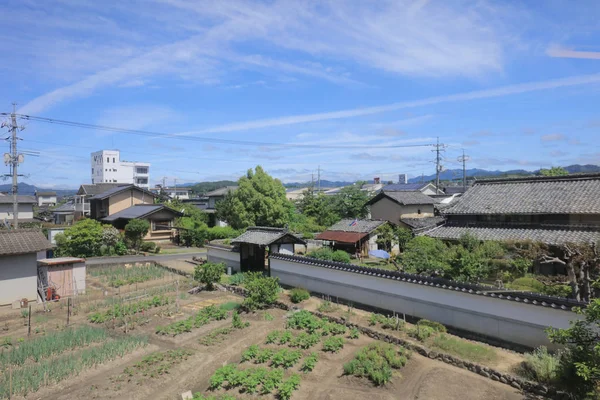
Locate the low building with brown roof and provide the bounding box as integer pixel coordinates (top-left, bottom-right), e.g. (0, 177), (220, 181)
(316, 219), (387, 256)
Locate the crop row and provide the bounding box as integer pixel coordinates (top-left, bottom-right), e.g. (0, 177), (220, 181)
(209, 364), (301, 400)
(88, 295), (171, 323)
(0, 335), (148, 397)
(0, 325), (108, 367)
(285, 310), (347, 335)
(88, 264), (168, 288)
(156, 305), (227, 336)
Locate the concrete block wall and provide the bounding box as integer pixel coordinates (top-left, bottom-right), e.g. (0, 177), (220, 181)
(270, 255), (581, 349)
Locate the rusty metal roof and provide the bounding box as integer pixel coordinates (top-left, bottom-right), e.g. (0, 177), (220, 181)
(315, 231), (368, 243)
(38, 257), (85, 266)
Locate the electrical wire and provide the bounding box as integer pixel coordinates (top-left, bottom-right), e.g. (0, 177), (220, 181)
(2, 113), (435, 150)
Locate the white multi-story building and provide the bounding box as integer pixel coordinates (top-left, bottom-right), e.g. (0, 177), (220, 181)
(91, 150), (150, 189)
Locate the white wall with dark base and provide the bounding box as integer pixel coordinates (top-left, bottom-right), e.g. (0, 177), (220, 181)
(270, 257), (579, 349)
(206, 246), (241, 273)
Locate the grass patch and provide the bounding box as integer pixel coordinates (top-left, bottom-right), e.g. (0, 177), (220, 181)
(516, 346), (561, 384)
(289, 288), (310, 303)
(432, 334), (497, 363)
(200, 327), (234, 346)
(317, 301), (339, 313)
(219, 301), (241, 311)
(343, 342), (410, 386)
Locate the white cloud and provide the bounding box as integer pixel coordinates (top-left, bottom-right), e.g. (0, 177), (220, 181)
(96, 105), (179, 131)
(181, 72), (600, 134)
(547, 46), (600, 60)
(541, 133), (566, 142)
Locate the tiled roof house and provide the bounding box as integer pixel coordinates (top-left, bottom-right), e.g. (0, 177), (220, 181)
(423, 173), (600, 245)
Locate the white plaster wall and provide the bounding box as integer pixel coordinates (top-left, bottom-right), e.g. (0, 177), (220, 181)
(73, 262), (86, 294)
(0, 253), (38, 305)
(207, 246), (240, 272)
(270, 258), (579, 349)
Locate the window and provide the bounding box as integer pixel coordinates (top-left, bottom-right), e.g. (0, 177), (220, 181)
(113, 179), (117, 182)
(137, 178), (148, 184)
(112, 157), (115, 163)
(136, 167), (148, 174)
(91, 168), (94, 174)
(152, 220), (172, 231)
(417, 209), (421, 214)
(107, 157), (109, 163)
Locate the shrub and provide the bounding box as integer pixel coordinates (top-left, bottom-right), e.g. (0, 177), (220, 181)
(278, 330), (293, 345)
(322, 336), (344, 352)
(331, 250), (351, 263)
(241, 344), (260, 362)
(231, 311), (249, 329)
(382, 316), (405, 331)
(348, 328), (360, 339)
(194, 262), (225, 290)
(140, 241), (156, 252)
(368, 313), (386, 326)
(417, 319), (446, 333)
(286, 310), (323, 333)
(265, 330), (281, 344)
(243, 275), (280, 310)
(290, 332), (320, 349)
(519, 346), (561, 384)
(124, 219), (150, 252)
(289, 288), (310, 303)
(408, 325), (435, 342)
(317, 301), (339, 313)
(228, 273), (246, 286)
(271, 349), (302, 369)
(343, 343), (410, 386)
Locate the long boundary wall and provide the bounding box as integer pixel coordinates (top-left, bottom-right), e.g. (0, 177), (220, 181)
(206, 245), (240, 273)
(270, 255), (582, 349)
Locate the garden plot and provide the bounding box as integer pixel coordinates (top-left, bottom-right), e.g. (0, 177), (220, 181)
(87, 263), (179, 292)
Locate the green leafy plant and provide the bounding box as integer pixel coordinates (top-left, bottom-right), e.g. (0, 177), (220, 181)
(278, 374), (301, 400)
(199, 327), (234, 346)
(322, 336), (344, 353)
(289, 287), (310, 303)
(124, 219), (150, 253)
(290, 332), (320, 349)
(348, 328), (360, 339)
(300, 352), (318, 372)
(417, 319), (446, 333)
(408, 325), (435, 342)
(241, 344), (260, 362)
(518, 346), (561, 384)
(317, 300), (339, 313)
(89, 295), (170, 324)
(255, 348), (274, 364)
(265, 330), (281, 344)
(243, 274), (280, 310)
(264, 312), (274, 321)
(286, 310), (323, 333)
(194, 262), (226, 290)
(270, 349), (302, 369)
(278, 330), (293, 345)
(343, 343), (410, 386)
(228, 273), (246, 286)
(261, 368), (284, 394)
(231, 311), (249, 329)
(155, 305), (226, 336)
(382, 316), (405, 331)
(368, 313), (386, 326)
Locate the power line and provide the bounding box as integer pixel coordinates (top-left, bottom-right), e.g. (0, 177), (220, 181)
(5, 113), (435, 150)
(457, 149), (470, 190)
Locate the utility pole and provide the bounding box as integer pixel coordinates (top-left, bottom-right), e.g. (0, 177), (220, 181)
(457, 150), (470, 191)
(2, 104), (24, 229)
(317, 165), (321, 191)
(432, 137), (445, 192)
(174, 178), (177, 199)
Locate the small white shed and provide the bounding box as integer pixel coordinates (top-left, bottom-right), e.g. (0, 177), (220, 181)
(38, 257), (86, 298)
(0, 229), (53, 305)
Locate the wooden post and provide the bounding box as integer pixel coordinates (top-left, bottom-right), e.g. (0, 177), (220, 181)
(176, 279), (180, 313)
(27, 305), (31, 336)
(9, 365), (12, 399)
(66, 297), (70, 326)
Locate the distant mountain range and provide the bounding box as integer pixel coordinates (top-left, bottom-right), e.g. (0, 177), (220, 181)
(406, 164), (600, 184)
(0, 182), (76, 197)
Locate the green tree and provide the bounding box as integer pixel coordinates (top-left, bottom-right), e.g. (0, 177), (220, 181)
(194, 262), (225, 290)
(548, 299), (600, 398)
(539, 166), (568, 176)
(216, 166), (293, 229)
(296, 187), (339, 227)
(395, 227), (413, 253)
(401, 236), (450, 275)
(55, 219), (104, 257)
(332, 184), (370, 219)
(374, 224), (395, 252)
(124, 219), (150, 253)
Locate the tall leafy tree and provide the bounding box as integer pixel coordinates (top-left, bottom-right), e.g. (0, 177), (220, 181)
(332, 183), (370, 219)
(124, 219), (150, 252)
(296, 186), (340, 227)
(216, 166), (293, 229)
(55, 219), (104, 257)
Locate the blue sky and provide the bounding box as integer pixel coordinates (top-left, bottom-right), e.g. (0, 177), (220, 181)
(1, 0), (599, 189)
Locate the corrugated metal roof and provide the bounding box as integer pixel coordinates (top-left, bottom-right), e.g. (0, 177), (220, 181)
(0, 229), (52, 256)
(443, 174), (600, 215)
(315, 231), (368, 243)
(423, 225), (600, 245)
(38, 257), (85, 266)
(326, 219), (385, 233)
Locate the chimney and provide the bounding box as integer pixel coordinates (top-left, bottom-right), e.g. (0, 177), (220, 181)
(398, 174), (407, 184)
(374, 177), (380, 184)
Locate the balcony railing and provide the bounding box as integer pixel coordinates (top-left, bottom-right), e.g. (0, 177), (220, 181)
(74, 203), (90, 213)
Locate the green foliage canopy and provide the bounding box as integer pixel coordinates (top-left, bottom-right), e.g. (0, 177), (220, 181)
(216, 166), (293, 230)
(124, 219), (150, 252)
(55, 219), (104, 257)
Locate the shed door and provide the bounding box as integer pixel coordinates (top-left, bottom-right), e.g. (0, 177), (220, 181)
(48, 267), (74, 297)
